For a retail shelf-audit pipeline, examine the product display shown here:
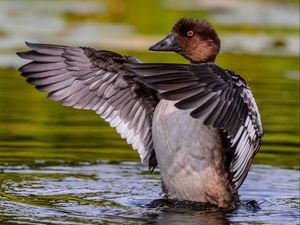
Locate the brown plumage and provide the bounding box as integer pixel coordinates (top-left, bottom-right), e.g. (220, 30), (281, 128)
(172, 18), (221, 62)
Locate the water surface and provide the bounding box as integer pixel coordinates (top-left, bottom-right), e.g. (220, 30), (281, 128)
(0, 162), (299, 224)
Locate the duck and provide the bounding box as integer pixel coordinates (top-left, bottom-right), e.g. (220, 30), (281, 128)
(17, 18), (263, 209)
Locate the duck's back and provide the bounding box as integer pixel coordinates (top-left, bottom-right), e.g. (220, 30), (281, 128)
(152, 99), (234, 207)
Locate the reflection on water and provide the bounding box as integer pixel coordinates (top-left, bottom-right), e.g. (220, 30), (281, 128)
(0, 162), (299, 224)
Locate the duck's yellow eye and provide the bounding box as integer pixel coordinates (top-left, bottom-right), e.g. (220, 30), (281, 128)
(187, 30), (194, 37)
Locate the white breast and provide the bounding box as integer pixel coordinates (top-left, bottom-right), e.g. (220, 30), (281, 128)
(152, 100), (231, 205)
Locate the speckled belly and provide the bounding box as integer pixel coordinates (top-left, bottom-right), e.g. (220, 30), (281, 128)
(152, 100), (232, 206)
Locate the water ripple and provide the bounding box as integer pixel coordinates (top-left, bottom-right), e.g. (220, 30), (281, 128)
(0, 162), (299, 224)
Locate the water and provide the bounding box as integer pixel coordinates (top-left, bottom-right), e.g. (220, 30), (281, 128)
(0, 162), (299, 224)
(0, 0), (299, 224)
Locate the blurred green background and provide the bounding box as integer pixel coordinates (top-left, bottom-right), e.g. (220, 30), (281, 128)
(0, 0), (299, 168)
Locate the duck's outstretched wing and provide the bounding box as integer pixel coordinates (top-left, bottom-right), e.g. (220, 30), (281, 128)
(17, 42), (159, 168)
(127, 63), (263, 191)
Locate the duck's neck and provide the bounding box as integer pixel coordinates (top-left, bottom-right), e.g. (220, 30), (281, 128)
(189, 58), (215, 64)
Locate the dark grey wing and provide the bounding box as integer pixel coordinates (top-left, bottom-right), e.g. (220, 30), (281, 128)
(127, 63), (263, 191)
(17, 42), (158, 167)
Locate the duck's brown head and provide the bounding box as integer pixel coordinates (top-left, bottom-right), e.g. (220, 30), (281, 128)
(149, 18), (221, 63)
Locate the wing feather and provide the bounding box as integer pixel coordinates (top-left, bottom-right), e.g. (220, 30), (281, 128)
(17, 42), (158, 166)
(128, 62), (263, 191)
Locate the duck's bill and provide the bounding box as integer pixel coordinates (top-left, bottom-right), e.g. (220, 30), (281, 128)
(149, 33), (180, 52)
